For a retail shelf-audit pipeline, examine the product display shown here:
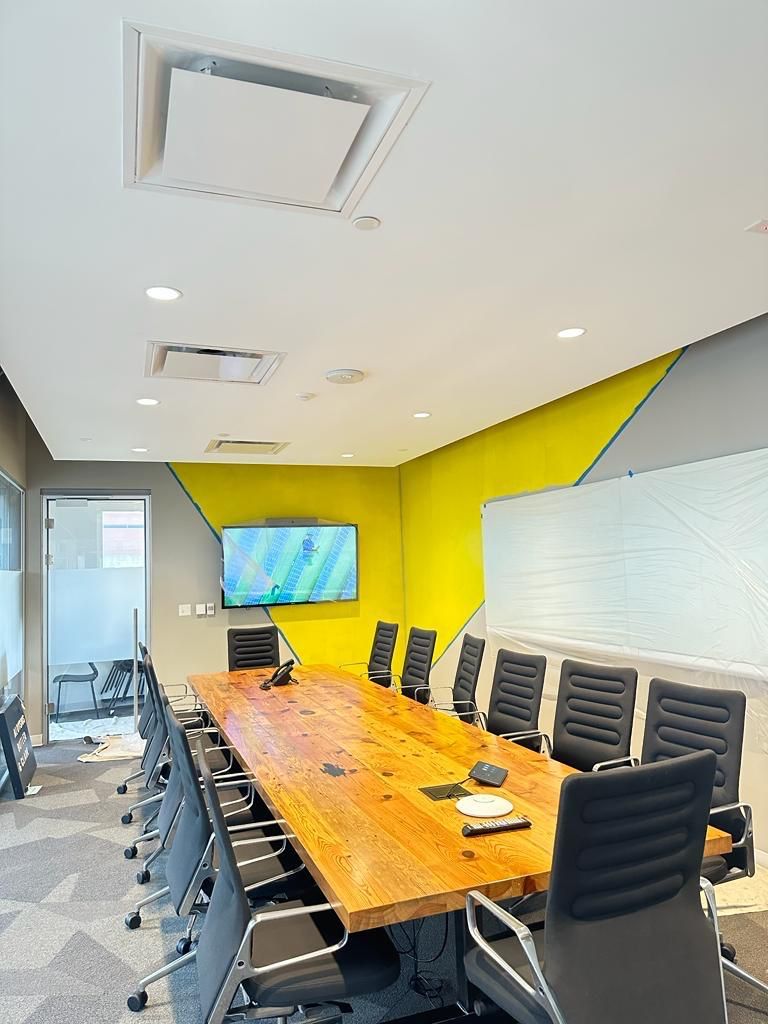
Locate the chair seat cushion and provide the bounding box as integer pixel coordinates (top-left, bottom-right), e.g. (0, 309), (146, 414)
(244, 903), (400, 1005)
(701, 856), (730, 885)
(465, 929), (552, 1024)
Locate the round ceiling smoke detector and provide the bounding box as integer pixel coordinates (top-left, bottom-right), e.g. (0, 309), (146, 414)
(325, 369), (365, 385)
(353, 216), (381, 231)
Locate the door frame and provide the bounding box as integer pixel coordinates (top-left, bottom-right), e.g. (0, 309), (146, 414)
(40, 489), (152, 745)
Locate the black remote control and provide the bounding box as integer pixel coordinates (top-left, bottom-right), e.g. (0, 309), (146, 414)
(461, 816), (531, 837)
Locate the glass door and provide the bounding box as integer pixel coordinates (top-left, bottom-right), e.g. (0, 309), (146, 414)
(44, 495), (150, 742)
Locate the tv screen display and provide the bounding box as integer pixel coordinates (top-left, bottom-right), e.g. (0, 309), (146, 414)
(222, 524), (358, 607)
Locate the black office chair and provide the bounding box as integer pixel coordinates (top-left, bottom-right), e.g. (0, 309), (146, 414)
(341, 620), (399, 688)
(465, 750), (727, 1024)
(416, 633), (485, 722)
(194, 739), (401, 1024)
(509, 659), (637, 772)
(52, 661), (100, 722)
(385, 626), (437, 703)
(228, 625), (280, 671)
(125, 708), (310, 1013)
(641, 677), (755, 970)
(485, 648), (548, 750)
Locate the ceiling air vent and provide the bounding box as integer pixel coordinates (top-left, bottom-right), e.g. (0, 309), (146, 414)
(145, 342), (284, 384)
(122, 23), (428, 215)
(205, 438), (289, 456)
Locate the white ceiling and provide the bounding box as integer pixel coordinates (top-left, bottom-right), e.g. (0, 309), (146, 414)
(0, 0), (766, 467)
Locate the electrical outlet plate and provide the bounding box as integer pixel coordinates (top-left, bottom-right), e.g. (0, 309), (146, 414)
(206, 602), (216, 616)
(195, 603), (207, 616)
(179, 603), (191, 617)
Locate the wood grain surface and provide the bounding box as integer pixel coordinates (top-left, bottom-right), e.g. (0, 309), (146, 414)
(188, 664), (731, 932)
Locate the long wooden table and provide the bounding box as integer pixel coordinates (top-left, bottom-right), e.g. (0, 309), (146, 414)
(188, 664), (731, 933)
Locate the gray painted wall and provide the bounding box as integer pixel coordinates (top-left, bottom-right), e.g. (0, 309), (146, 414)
(585, 313), (768, 485)
(24, 431), (284, 740)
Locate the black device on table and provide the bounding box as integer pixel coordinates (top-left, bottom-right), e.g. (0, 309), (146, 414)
(462, 816), (532, 837)
(468, 760), (508, 787)
(260, 659), (295, 690)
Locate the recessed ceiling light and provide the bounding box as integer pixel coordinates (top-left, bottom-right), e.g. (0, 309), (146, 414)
(413, 411), (431, 419)
(557, 327), (587, 339)
(136, 397), (160, 406)
(145, 285), (182, 301)
(295, 392), (316, 401)
(341, 453), (355, 459)
(325, 368), (365, 385)
(353, 216), (381, 231)
(131, 447), (149, 453)
(80, 437), (92, 442)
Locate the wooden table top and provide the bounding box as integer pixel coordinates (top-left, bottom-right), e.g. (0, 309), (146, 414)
(188, 664), (732, 932)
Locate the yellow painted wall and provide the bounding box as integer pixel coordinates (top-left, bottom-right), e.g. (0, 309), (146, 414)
(170, 463), (404, 666)
(172, 351), (680, 670)
(399, 352), (681, 659)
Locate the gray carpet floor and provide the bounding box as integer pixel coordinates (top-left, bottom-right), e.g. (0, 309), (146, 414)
(1, 743), (767, 1024)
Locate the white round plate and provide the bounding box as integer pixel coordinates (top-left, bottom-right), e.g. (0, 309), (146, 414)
(455, 794), (514, 818)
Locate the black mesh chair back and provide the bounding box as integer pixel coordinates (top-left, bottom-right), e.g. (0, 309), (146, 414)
(543, 750), (725, 1024)
(137, 643), (154, 737)
(368, 620), (398, 686)
(642, 677), (747, 857)
(164, 702), (216, 913)
(227, 625), (280, 671)
(452, 634), (485, 707)
(139, 654), (169, 776)
(486, 649), (546, 736)
(401, 627), (437, 703)
(196, 740), (256, 1024)
(551, 659), (637, 771)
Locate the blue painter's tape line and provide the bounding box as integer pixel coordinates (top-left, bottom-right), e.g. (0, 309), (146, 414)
(164, 464), (301, 664)
(573, 347), (688, 487)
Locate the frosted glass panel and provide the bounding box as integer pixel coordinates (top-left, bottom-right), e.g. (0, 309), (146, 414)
(49, 568), (146, 664)
(0, 571), (23, 691)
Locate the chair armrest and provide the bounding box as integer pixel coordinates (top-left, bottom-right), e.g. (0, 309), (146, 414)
(339, 661), (369, 670)
(247, 903), (349, 976)
(710, 801), (754, 859)
(163, 682), (193, 694)
(363, 671), (401, 682)
(412, 685), (435, 703)
(233, 832), (296, 848)
(592, 756), (640, 772)
(465, 891), (565, 1024)
(499, 730), (552, 756)
(227, 818), (286, 834)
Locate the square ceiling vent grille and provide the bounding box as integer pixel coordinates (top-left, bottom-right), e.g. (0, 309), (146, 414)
(205, 438), (289, 456)
(123, 23), (428, 215)
(145, 342), (284, 384)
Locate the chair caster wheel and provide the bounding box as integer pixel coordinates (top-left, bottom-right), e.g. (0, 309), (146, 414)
(117, 784), (128, 795)
(721, 942), (737, 963)
(176, 937), (193, 955)
(121, 812), (133, 825)
(136, 869), (151, 885)
(127, 990), (148, 1012)
(124, 845), (138, 860)
(125, 912), (142, 930)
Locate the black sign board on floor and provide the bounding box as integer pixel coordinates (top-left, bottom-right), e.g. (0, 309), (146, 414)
(0, 695), (37, 798)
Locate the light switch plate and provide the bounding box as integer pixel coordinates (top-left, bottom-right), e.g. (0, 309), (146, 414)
(179, 603), (191, 617)
(195, 603), (207, 617)
(206, 602), (215, 616)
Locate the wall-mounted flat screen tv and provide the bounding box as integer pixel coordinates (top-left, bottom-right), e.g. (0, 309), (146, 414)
(222, 523), (358, 607)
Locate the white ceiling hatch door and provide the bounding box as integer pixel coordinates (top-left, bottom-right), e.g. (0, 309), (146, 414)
(163, 69), (370, 204)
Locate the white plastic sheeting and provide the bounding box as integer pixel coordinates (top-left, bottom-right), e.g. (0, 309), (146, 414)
(482, 447), (768, 853)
